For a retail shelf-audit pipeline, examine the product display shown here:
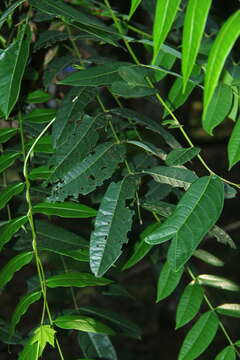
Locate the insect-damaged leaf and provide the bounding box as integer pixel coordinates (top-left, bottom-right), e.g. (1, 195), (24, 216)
(90, 176), (137, 277)
(145, 176), (224, 270)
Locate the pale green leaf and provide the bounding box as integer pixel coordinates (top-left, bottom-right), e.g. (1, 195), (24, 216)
(215, 346), (236, 360)
(198, 274), (240, 291)
(78, 332), (117, 360)
(0, 183), (24, 210)
(54, 315), (115, 335)
(157, 261), (183, 302)
(33, 201), (97, 218)
(0, 216), (28, 251)
(204, 10), (240, 117)
(182, 0), (212, 91)
(143, 166), (198, 190)
(145, 176), (224, 270)
(79, 306), (141, 339)
(31, 325), (56, 356)
(18, 340), (38, 360)
(49, 142), (125, 201)
(0, 24), (31, 118)
(129, 0), (142, 20)
(165, 147), (200, 166)
(228, 117), (240, 169)
(0, 152), (21, 174)
(178, 311), (219, 360)
(176, 283), (203, 329)
(203, 84), (233, 135)
(0, 251), (32, 289)
(46, 272), (112, 288)
(193, 249), (224, 267)
(90, 177), (137, 277)
(0, 128), (18, 144)
(216, 304), (240, 318)
(152, 0), (182, 64)
(10, 291), (41, 336)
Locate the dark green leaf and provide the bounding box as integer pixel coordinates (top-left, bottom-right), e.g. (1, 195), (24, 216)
(145, 176), (224, 270)
(216, 304), (240, 318)
(49, 142), (125, 201)
(33, 201), (97, 218)
(34, 30), (68, 51)
(0, 128), (18, 144)
(165, 147), (200, 166)
(208, 225), (236, 249)
(178, 311), (219, 360)
(23, 108), (56, 124)
(176, 283), (203, 329)
(157, 261), (184, 302)
(111, 81), (156, 98)
(26, 90), (52, 104)
(228, 117), (240, 169)
(0, 182), (24, 210)
(79, 306), (141, 339)
(0, 152), (21, 174)
(90, 177), (137, 277)
(204, 10), (240, 116)
(215, 346), (236, 360)
(78, 332), (117, 360)
(10, 291), (41, 336)
(203, 84), (233, 135)
(0, 0), (25, 28)
(46, 272), (112, 288)
(0, 252), (32, 289)
(0, 24), (31, 118)
(43, 55), (76, 88)
(29, 166), (53, 181)
(0, 216), (28, 251)
(54, 315), (115, 335)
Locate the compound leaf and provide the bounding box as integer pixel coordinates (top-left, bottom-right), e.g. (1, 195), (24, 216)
(90, 176), (137, 277)
(0, 128), (18, 144)
(145, 176), (224, 270)
(176, 283), (203, 329)
(204, 10), (240, 117)
(178, 311), (219, 360)
(31, 325), (56, 356)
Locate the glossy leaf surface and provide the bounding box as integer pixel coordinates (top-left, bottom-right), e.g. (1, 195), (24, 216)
(157, 261), (184, 302)
(198, 274), (240, 291)
(46, 272), (112, 288)
(216, 304), (240, 318)
(33, 201), (97, 218)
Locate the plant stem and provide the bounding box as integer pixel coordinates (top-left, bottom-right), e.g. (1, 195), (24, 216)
(187, 266), (240, 358)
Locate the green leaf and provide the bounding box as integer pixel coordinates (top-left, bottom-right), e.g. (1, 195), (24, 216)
(34, 30), (68, 51)
(129, 0), (142, 20)
(122, 223), (159, 270)
(228, 117), (240, 169)
(176, 283), (203, 329)
(216, 304), (240, 318)
(0, 182), (24, 210)
(52, 87), (98, 147)
(215, 346), (236, 360)
(127, 140), (166, 158)
(182, 0), (212, 91)
(23, 108), (56, 124)
(25, 135), (53, 154)
(228, 86), (239, 121)
(26, 90), (52, 104)
(157, 261), (184, 302)
(78, 332), (117, 360)
(178, 311), (219, 360)
(143, 166), (198, 190)
(31, 325), (56, 356)
(46, 272), (113, 288)
(198, 274), (240, 291)
(59, 62), (129, 87)
(208, 225), (236, 249)
(29, 166), (53, 181)
(10, 291), (41, 337)
(18, 340), (38, 360)
(0, 251), (32, 289)
(0, 152), (21, 174)
(49, 142), (125, 201)
(0, 0), (25, 28)
(111, 107), (181, 149)
(141, 200), (175, 218)
(0, 128), (18, 144)
(202, 84), (233, 135)
(0, 216), (28, 251)
(54, 315), (115, 336)
(204, 10), (240, 117)
(165, 147), (200, 166)
(111, 81), (156, 98)
(145, 176), (224, 270)
(154, 50), (176, 81)
(193, 249), (224, 267)
(152, 0), (181, 64)
(33, 201), (97, 218)
(79, 306), (141, 339)
(90, 176), (137, 277)
(0, 24), (31, 118)
(51, 114), (105, 180)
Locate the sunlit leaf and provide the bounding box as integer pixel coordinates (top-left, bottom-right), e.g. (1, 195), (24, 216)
(31, 325), (56, 356)
(198, 274), (240, 291)
(216, 304), (240, 318)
